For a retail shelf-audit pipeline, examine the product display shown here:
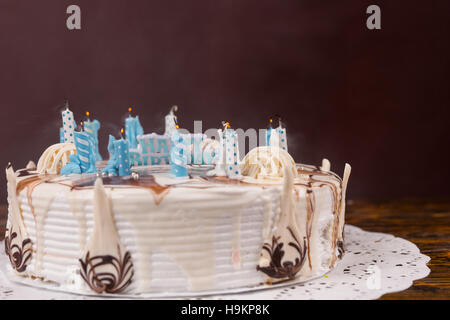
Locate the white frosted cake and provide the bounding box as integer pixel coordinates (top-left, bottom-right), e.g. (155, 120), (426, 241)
(4, 146), (351, 295)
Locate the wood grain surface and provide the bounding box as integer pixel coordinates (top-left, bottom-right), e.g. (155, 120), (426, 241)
(0, 198), (448, 300)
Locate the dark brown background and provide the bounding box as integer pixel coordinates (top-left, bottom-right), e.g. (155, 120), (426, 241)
(0, 0), (449, 204)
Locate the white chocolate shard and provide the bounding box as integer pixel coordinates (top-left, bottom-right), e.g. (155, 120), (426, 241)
(26, 160), (36, 170)
(5, 165), (28, 238)
(5, 165), (33, 274)
(321, 158), (331, 171)
(337, 163), (352, 243)
(342, 163), (351, 197)
(79, 178), (133, 294)
(257, 165), (308, 279)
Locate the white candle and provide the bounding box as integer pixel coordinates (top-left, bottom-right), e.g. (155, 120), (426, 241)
(277, 126), (288, 152)
(224, 128), (242, 179)
(164, 105), (178, 137)
(61, 108), (76, 144)
(207, 128), (227, 176)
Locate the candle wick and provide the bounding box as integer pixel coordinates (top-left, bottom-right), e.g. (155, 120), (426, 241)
(222, 121), (228, 131)
(170, 105), (178, 114)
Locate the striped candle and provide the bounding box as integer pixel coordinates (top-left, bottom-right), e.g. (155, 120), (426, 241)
(84, 119), (102, 161)
(74, 131), (97, 173)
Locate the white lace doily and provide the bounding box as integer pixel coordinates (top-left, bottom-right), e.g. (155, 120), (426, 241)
(0, 225), (430, 300)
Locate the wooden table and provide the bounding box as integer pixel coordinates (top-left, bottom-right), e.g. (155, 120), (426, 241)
(0, 198), (449, 299)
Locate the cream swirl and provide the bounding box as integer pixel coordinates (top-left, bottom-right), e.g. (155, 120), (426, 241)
(241, 146), (297, 180)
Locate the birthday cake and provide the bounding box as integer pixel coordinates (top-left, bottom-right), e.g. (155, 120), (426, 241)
(4, 106), (351, 295)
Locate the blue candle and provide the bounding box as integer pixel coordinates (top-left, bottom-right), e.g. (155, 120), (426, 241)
(114, 138), (131, 176)
(265, 127), (272, 146)
(170, 130), (189, 178)
(84, 116), (102, 161)
(102, 135), (131, 176)
(125, 109), (144, 149)
(102, 135), (119, 176)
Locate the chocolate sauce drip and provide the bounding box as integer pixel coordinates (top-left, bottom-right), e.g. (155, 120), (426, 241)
(295, 166), (344, 266)
(72, 175), (172, 205)
(305, 188), (315, 270)
(73, 175), (160, 189)
(16, 175), (44, 196)
(16, 169), (36, 177)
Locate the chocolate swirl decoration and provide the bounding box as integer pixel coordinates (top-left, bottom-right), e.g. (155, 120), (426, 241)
(257, 226), (307, 279)
(4, 227), (32, 273)
(79, 244), (134, 294)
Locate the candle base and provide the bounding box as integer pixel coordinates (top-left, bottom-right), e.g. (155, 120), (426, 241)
(170, 164), (188, 178)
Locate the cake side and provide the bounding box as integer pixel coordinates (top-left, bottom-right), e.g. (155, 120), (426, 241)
(4, 162), (349, 294)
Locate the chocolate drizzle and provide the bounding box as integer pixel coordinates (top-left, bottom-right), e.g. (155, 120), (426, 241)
(296, 166), (345, 266)
(257, 227), (307, 279)
(16, 169), (35, 177)
(79, 245), (134, 294)
(4, 227), (32, 273)
(16, 175), (43, 196)
(305, 189), (315, 269)
(72, 175), (171, 205)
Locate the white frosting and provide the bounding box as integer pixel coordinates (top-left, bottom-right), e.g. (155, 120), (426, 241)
(8, 161), (347, 294)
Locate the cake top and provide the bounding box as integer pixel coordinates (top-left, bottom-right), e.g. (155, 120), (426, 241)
(13, 161), (343, 203)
